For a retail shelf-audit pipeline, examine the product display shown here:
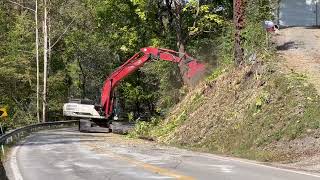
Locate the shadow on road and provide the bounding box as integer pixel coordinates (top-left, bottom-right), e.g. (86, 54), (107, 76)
(276, 41), (296, 51)
(0, 159), (8, 180)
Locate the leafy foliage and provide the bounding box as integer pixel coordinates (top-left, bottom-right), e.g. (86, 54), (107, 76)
(0, 3), (37, 128)
(0, 0), (273, 129)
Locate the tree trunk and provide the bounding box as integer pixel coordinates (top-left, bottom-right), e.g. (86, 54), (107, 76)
(77, 58), (86, 98)
(35, 0), (40, 123)
(42, 0), (48, 122)
(173, 0), (190, 86)
(48, 17), (51, 73)
(234, 0), (246, 66)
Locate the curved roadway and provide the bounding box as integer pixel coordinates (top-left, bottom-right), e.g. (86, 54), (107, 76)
(5, 128), (320, 180)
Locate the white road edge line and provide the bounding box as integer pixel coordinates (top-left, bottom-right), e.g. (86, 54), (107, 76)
(198, 153), (320, 178)
(10, 144), (24, 180)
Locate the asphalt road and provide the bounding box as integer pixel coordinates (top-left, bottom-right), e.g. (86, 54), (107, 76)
(5, 128), (320, 180)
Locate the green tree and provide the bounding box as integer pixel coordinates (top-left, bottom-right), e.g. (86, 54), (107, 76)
(0, 6), (38, 128)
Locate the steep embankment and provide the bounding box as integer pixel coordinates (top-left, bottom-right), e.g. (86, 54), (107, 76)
(132, 60), (320, 165)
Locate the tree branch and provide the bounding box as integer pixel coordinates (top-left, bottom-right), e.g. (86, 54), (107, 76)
(50, 18), (75, 49)
(7, 0), (35, 12)
(17, 49), (34, 54)
(192, 1), (200, 28)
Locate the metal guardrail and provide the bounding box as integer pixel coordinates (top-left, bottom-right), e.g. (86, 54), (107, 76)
(0, 120), (79, 145)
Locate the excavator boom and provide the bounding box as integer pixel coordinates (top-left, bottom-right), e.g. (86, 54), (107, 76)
(101, 47), (205, 118)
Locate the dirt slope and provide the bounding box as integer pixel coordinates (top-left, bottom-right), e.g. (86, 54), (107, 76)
(132, 59), (320, 172)
(131, 27), (320, 173)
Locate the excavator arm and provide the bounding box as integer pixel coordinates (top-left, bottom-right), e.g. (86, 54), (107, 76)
(101, 47), (205, 118)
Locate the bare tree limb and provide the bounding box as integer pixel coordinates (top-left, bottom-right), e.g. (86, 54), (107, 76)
(17, 49), (34, 54)
(50, 18), (75, 49)
(11, 95), (27, 112)
(7, 0), (35, 12)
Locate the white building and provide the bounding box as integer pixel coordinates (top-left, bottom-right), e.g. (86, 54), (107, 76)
(279, 0), (320, 26)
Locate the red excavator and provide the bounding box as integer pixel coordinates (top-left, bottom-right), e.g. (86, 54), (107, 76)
(63, 47), (205, 133)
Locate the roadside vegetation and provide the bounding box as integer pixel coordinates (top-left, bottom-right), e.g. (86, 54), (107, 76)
(0, 0), (232, 129)
(130, 61), (320, 162)
(129, 0), (320, 162)
(0, 0), (275, 128)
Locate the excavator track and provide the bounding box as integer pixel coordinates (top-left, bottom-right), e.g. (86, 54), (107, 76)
(79, 119), (110, 133)
(79, 119), (134, 134)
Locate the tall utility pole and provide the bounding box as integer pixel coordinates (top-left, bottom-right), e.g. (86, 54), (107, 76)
(234, 0), (246, 65)
(35, 0), (40, 123)
(43, 0), (48, 122)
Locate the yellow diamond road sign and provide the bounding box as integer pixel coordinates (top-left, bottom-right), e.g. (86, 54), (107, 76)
(0, 108), (8, 118)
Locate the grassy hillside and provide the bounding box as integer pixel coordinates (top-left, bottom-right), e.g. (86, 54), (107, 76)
(130, 60), (320, 162)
